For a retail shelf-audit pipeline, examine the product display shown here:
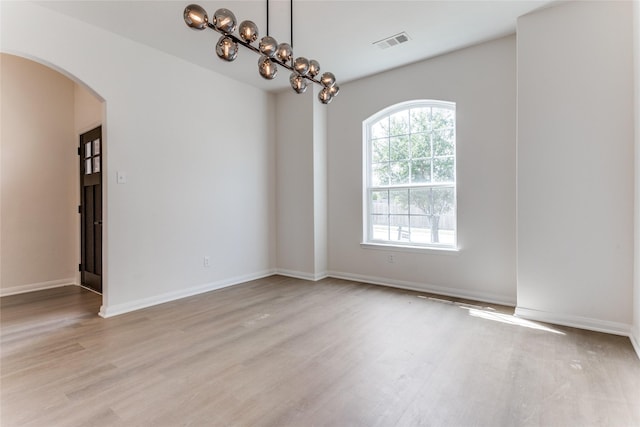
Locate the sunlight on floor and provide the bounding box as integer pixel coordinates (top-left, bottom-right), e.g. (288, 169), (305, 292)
(461, 307), (565, 335)
(419, 295), (565, 335)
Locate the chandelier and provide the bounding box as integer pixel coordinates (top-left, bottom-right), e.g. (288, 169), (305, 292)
(183, 3), (340, 104)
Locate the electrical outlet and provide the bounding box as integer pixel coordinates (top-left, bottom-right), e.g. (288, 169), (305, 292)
(387, 254), (395, 263)
(203, 256), (211, 267)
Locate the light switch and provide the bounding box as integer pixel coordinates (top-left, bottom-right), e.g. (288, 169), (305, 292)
(116, 171), (127, 184)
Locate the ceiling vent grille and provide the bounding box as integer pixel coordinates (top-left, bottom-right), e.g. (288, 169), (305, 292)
(373, 32), (411, 50)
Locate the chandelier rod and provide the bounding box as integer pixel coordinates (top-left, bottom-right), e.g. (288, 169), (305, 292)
(205, 21), (322, 86)
(265, 0), (292, 47)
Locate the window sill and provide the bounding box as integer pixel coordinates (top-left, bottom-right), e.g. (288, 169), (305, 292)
(360, 242), (460, 256)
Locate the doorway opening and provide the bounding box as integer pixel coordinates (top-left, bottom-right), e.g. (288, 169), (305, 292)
(0, 53), (106, 308)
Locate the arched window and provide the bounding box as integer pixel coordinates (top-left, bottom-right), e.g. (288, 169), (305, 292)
(363, 100), (456, 248)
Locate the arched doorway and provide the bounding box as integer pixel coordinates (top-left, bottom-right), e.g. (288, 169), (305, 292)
(0, 53), (106, 310)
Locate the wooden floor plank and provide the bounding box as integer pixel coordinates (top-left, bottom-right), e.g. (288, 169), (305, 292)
(1, 277), (639, 426)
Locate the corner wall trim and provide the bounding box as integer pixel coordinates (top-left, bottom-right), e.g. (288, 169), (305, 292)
(276, 269), (328, 282)
(629, 328), (640, 360)
(98, 269), (276, 318)
(327, 270), (517, 307)
(515, 306), (632, 337)
(0, 278), (77, 297)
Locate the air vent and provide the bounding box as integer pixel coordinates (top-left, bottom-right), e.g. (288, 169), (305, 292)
(373, 32), (411, 50)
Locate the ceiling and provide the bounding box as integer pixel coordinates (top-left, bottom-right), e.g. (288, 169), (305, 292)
(36, 0), (555, 93)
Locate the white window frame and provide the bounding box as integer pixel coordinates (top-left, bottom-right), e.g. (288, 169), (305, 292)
(362, 99), (457, 250)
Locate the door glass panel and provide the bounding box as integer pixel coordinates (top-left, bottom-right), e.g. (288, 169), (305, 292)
(93, 156), (101, 173)
(93, 139), (100, 155)
(85, 158), (92, 174)
(85, 142), (92, 158)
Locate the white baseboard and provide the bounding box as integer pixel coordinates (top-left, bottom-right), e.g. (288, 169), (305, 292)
(514, 306), (632, 337)
(629, 328), (640, 360)
(99, 269), (276, 318)
(0, 278), (77, 297)
(276, 269), (328, 282)
(327, 270), (517, 307)
(8, 272), (637, 358)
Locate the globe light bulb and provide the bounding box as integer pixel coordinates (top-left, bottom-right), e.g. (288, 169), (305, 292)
(293, 57), (310, 76)
(213, 8), (237, 34)
(320, 72), (336, 88)
(290, 72), (308, 94)
(275, 43), (293, 63)
(238, 20), (259, 43)
(318, 87), (332, 104)
(259, 36), (278, 58)
(258, 56), (278, 80)
(184, 4), (208, 30)
(216, 36), (238, 61)
(308, 60), (320, 78)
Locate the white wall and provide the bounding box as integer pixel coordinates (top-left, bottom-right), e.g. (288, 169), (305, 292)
(0, 54), (77, 295)
(633, 0), (640, 355)
(75, 83), (103, 136)
(312, 85), (328, 278)
(1, 2), (276, 316)
(516, 1), (634, 334)
(276, 90), (316, 277)
(327, 36), (517, 305)
(275, 86), (328, 280)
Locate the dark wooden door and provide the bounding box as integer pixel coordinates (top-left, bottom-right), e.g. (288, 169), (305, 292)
(79, 126), (102, 293)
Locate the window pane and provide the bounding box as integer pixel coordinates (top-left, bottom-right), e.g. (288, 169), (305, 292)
(372, 138), (389, 163)
(408, 215), (430, 244)
(371, 190), (389, 214)
(430, 186), (455, 245)
(371, 214), (389, 241)
(409, 188), (430, 215)
(389, 189), (409, 214)
(372, 164), (390, 186)
(432, 108), (454, 131)
(389, 161), (410, 185)
(389, 110), (409, 136)
(433, 157), (454, 182)
(371, 117), (389, 139)
(409, 187), (455, 245)
(411, 133), (430, 159)
(85, 158), (92, 175)
(410, 108), (430, 133)
(411, 159), (431, 183)
(433, 128), (455, 156)
(409, 214), (430, 228)
(390, 135), (409, 161)
(389, 215), (410, 242)
(437, 186), (455, 214)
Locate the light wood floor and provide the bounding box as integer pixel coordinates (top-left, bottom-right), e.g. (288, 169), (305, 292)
(1, 276), (639, 426)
